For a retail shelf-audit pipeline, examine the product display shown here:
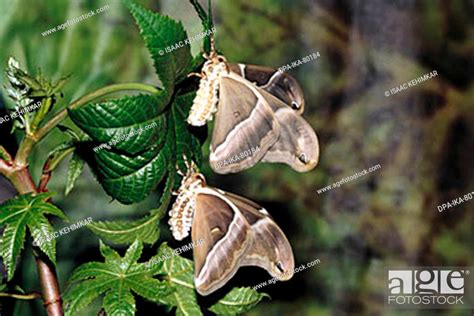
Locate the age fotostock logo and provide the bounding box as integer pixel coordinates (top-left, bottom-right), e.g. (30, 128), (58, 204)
(386, 268), (472, 309)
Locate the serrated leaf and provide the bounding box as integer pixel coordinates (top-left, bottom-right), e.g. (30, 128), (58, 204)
(69, 94), (167, 155)
(123, 0), (193, 94)
(29, 212), (57, 264)
(71, 90), (201, 204)
(87, 176), (174, 245)
(87, 216), (160, 245)
(103, 289), (135, 316)
(0, 223), (26, 281)
(64, 240), (172, 316)
(156, 243), (202, 316)
(68, 0), (203, 204)
(0, 193), (67, 280)
(65, 152), (85, 196)
(46, 142), (75, 172)
(64, 276), (112, 315)
(209, 287), (270, 315)
(93, 143), (171, 204)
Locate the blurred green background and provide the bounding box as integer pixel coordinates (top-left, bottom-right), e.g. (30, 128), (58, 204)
(0, 0), (473, 315)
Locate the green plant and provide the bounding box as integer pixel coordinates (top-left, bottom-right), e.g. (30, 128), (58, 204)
(0, 0), (268, 315)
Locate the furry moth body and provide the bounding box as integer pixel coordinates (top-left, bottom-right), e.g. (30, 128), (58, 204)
(187, 52), (319, 173)
(187, 57), (228, 126)
(168, 160), (295, 295)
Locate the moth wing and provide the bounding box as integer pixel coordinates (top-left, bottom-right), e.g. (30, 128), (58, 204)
(262, 107), (319, 172)
(192, 187), (252, 295)
(228, 63), (305, 114)
(224, 191), (295, 281)
(210, 73), (280, 174)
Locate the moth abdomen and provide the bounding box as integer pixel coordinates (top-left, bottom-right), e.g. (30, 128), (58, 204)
(187, 62), (227, 126)
(169, 174), (204, 241)
(169, 196), (195, 240)
(187, 79), (218, 126)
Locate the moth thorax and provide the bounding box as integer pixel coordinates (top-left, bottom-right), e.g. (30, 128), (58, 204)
(187, 62), (227, 126)
(168, 179), (204, 240)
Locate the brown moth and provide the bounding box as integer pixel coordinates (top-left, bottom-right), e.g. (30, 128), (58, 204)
(187, 40), (319, 174)
(168, 159), (295, 295)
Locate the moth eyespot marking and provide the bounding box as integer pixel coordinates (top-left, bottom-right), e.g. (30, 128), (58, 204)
(211, 227), (221, 235)
(291, 101), (300, 109)
(276, 261), (285, 274)
(233, 111), (240, 118)
(298, 153), (307, 163)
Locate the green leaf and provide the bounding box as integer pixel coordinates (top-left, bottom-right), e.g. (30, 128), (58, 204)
(87, 215), (160, 245)
(70, 90), (201, 204)
(155, 243), (202, 316)
(66, 1), (203, 204)
(64, 240), (172, 316)
(209, 287), (270, 315)
(87, 175), (174, 245)
(46, 142), (75, 172)
(123, 0), (194, 94)
(103, 289), (135, 316)
(28, 212), (57, 262)
(65, 152), (85, 196)
(0, 193), (67, 280)
(69, 94), (167, 155)
(93, 142), (171, 204)
(0, 224), (26, 281)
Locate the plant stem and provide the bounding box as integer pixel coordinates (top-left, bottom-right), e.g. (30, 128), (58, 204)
(0, 292), (42, 300)
(35, 254), (63, 316)
(15, 82), (160, 166)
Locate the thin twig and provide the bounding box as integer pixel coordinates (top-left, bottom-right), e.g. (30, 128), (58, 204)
(0, 291), (42, 300)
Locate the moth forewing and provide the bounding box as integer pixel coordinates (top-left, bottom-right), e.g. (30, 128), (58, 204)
(209, 72), (281, 174)
(192, 187), (253, 296)
(228, 63), (305, 114)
